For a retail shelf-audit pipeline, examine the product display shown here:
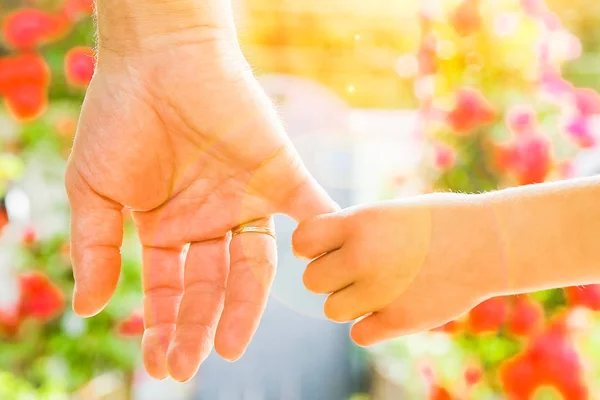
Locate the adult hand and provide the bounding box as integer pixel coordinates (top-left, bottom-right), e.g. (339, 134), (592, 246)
(65, 0), (337, 382)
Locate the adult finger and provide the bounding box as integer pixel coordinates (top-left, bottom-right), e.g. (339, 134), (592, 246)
(283, 172), (340, 222)
(66, 169), (123, 317)
(253, 144), (340, 222)
(302, 249), (354, 294)
(141, 245), (184, 380)
(214, 217), (276, 361)
(167, 238), (229, 382)
(292, 213), (347, 260)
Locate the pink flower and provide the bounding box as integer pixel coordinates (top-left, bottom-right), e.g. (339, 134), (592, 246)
(542, 12), (562, 31)
(558, 161), (574, 179)
(565, 116), (597, 148)
(520, 0), (548, 16)
(512, 133), (552, 185)
(506, 105), (537, 134)
(434, 144), (456, 169)
(573, 88), (600, 116)
(539, 66), (573, 97)
(64, 47), (96, 87)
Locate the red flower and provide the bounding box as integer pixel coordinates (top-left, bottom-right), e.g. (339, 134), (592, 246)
(450, 0), (481, 36)
(431, 319), (461, 334)
(0, 53), (50, 94)
(64, 47), (96, 87)
(434, 144), (456, 170)
(499, 355), (538, 399)
(493, 144), (518, 172)
(5, 84), (48, 122)
(430, 386), (453, 400)
(468, 297), (508, 334)
(0, 208), (8, 234)
(60, 0), (95, 21)
(465, 367), (482, 386)
(2, 9), (69, 49)
(447, 88), (496, 134)
(22, 225), (37, 245)
(512, 133), (552, 185)
(500, 325), (587, 400)
(118, 312), (145, 337)
(565, 285), (600, 311)
(0, 53), (50, 121)
(0, 306), (22, 336)
(507, 296), (544, 337)
(19, 272), (65, 320)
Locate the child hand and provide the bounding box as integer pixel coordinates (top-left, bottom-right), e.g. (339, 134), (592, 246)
(292, 193), (502, 346)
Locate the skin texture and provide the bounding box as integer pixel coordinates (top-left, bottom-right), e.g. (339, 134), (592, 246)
(293, 177), (600, 346)
(66, 0), (337, 382)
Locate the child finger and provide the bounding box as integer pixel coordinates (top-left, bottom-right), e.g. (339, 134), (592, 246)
(292, 213), (346, 260)
(303, 249), (355, 294)
(323, 282), (384, 323)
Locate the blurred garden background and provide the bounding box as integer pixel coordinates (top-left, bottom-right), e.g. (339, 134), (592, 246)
(1, 0), (600, 399)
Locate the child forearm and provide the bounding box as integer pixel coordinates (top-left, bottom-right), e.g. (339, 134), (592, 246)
(482, 176), (600, 295)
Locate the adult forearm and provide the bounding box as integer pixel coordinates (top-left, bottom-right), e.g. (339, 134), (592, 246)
(96, 0), (235, 57)
(484, 176), (600, 295)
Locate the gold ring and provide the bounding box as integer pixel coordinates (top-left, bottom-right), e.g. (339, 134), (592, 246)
(231, 225), (277, 240)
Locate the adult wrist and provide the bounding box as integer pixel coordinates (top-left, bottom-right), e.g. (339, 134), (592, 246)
(96, 0), (235, 58)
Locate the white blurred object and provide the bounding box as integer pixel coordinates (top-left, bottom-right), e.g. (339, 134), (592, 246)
(5, 187), (30, 224)
(132, 368), (194, 400)
(0, 247), (19, 310)
(0, 113), (19, 140)
(349, 109), (423, 203)
(572, 147), (600, 177)
(0, 185), (31, 312)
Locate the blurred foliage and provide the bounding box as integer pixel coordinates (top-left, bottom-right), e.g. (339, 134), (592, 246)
(0, 1), (143, 397)
(370, 0), (600, 399)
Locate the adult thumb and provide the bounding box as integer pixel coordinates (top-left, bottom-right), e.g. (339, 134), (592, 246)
(270, 146), (340, 222)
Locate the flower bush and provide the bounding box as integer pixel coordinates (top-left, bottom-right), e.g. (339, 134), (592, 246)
(0, 1), (143, 397)
(371, 0), (600, 399)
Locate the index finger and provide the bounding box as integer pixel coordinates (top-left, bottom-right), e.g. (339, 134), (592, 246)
(66, 169), (123, 317)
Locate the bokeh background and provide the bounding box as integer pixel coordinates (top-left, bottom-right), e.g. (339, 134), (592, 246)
(1, 0), (600, 399)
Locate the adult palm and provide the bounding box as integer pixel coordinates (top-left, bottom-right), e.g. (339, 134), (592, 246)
(65, 34), (336, 382)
